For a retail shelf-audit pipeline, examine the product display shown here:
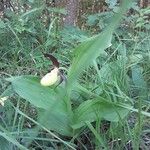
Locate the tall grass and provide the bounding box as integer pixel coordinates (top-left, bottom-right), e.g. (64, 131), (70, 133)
(0, 0), (150, 149)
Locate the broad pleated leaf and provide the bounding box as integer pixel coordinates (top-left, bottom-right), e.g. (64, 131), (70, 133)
(7, 76), (64, 110)
(7, 76), (73, 136)
(72, 99), (129, 129)
(67, 0), (131, 90)
(38, 109), (73, 136)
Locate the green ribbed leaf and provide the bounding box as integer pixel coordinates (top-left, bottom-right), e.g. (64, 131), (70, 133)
(72, 99), (129, 129)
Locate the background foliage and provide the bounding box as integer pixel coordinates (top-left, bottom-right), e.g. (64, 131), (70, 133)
(0, 0), (150, 149)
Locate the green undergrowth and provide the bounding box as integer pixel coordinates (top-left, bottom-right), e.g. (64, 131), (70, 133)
(0, 0), (150, 150)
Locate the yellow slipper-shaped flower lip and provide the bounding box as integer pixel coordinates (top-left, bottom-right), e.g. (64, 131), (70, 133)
(40, 68), (59, 86)
(0, 96), (9, 106)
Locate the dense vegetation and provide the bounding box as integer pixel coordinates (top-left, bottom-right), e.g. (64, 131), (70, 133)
(0, 0), (150, 149)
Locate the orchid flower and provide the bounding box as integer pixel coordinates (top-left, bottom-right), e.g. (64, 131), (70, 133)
(40, 53), (65, 87)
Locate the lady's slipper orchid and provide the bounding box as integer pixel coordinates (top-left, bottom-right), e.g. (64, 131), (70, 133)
(0, 96), (9, 106)
(40, 53), (65, 87)
(40, 67), (59, 86)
